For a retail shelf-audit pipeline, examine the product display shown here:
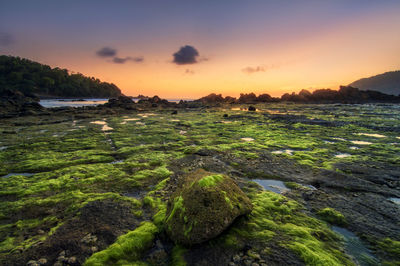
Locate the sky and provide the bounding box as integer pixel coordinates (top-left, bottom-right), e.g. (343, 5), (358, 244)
(1, 0), (400, 98)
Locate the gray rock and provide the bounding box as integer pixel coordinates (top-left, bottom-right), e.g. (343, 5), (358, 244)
(37, 258), (47, 265)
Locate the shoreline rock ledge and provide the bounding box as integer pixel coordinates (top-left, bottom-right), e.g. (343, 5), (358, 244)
(165, 169), (252, 246)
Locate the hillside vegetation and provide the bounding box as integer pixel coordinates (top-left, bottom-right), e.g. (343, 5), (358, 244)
(349, 71), (400, 96)
(0, 55), (122, 98)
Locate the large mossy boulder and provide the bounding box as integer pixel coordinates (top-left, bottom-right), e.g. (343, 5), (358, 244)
(165, 169), (252, 245)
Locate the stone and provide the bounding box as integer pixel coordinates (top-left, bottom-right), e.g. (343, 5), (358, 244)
(37, 258), (47, 265)
(26, 260), (39, 266)
(233, 254), (241, 262)
(165, 169), (252, 245)
(67, 256), (77, 265)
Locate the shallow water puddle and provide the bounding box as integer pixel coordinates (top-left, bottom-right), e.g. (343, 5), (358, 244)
(253, 179), (290, 194)
(331, 226), (379, 265)
(272, 149), (294, 155)
(355, 133), (386, 138)
(109, 160), (124, 164)
(91, 120), (106, 125)
(241, 137), (254, 142)
(90, 120), (113, 131)
(2, 173), (34, 178)
(350, 140), (373, 145)
(332, 137), (346, 141)
(138, 113), (156, 118)
(123, 191), (143, 199)
(102, 125), (113, 131)
(335, 153), (351, 158)
(388, 198), (400, 205)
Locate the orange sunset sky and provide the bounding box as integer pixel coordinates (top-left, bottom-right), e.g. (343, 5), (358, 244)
(1, 1), (400, 98)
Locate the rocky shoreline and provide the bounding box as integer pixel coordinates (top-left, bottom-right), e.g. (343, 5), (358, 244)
(0, 92), (399, 265)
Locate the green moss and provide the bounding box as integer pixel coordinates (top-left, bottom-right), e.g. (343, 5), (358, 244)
(171, 245), (187, 266)
(0, 237), (15, 253)
(222, 190), (353, 265)
(378, 238), (400, 265)
(197, 174), (224, 187)
(317, 208), (346, 226)
(166, 196), (185, 224)
(378, 238), (400, 257)
(84, 222), (158, 266)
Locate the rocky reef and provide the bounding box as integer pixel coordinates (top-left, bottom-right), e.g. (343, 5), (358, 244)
(0, 101), (399, 265)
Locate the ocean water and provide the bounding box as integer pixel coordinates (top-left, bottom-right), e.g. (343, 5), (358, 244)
(39, 98), (192, 108)
(39, 98), (109, 108)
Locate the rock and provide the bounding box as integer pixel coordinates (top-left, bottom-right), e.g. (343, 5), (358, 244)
(67, 256), (77, 265)
(37, 258), (47, 265)
(165, 169), (252, 245)
(0, 89), (45, 117)
(148, 249), (168, 263)
(233, 254), (241, 262)
(80, 233), (97, 244)
(57, 256), (66, 262)
(104, 95), (135, 109)
(26, 260), (39, 266)
(248, 106), (256, 111)
(244, 259), (253, 266)
(90, 246), (98, 253)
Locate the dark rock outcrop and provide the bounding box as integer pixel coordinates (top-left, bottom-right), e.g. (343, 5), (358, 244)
(165, 169), (252, 246)
(0, 89), (45, 117)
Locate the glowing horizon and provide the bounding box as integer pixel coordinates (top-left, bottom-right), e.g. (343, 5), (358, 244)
(1, 1), (400, 98)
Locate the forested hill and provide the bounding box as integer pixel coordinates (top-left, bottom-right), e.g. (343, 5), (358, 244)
(349, 70), (400, 96)
(0, 55), (122, 98)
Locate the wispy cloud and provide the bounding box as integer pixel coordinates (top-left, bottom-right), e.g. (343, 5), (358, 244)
(112, 56), (144, 64)
(96, 47), (144, 64)
(242, 66), (266, 74)
(96, 47), (117, 57)
(184, 69), (195, 75)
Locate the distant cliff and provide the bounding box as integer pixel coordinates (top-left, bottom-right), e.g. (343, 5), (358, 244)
(197, 86), (400, 104)
(349, 71), (400, 96)
(0, 55), (122, 98)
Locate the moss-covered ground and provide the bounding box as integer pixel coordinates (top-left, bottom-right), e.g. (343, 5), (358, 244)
(1, 103), (399, 265)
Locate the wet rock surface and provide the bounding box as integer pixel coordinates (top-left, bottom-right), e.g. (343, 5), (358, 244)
(4, 199), (141, 265)
(1, 103), (400, 265)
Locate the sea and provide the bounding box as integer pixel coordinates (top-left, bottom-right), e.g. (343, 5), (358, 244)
(39, 98), (191, 108)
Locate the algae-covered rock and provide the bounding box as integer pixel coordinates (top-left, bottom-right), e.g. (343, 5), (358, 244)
(165, 169), (252, 245)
